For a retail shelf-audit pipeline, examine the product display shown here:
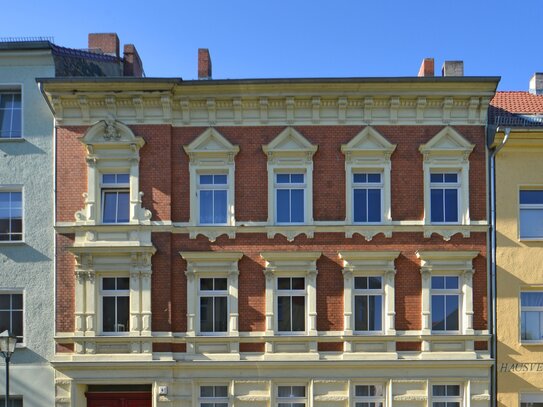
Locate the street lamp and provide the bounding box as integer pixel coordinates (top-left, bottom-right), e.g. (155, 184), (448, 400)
(0, 331), (17, 407)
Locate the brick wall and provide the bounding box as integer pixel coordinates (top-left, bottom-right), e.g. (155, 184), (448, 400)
(55, 124), (488, 335)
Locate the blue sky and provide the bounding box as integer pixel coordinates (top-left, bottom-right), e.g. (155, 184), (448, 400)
(2, 0), (540, 90)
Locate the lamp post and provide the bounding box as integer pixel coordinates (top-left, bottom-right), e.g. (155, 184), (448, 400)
(0, 331), (17, 407)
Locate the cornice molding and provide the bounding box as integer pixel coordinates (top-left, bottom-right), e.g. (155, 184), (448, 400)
(43, 90), (493, 127)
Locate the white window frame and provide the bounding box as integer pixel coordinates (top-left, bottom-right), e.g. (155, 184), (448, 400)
(341, 126), (396, 229)
(352, 383), (386, 407)
(275, 384), (307, 407)
(274, 172), (306, 225)
(521, 393), (543, 407)
(417, 251), (478, 343)
(419, 127), (474, 228)
(430, 383), (463, 407)
(276, 276), (306, 333)
(0, 187), (23, 243)
(197, 173), (229, 226)
(351, 172), (384, 224)
(75, 120), (148, 226)
(0, 290), (24, 346)
(184, 128), (239, 236)
(101, 173), (130, 224)
(519, 188), (543, 240)
(430, 275), (461, 333)
(520, 290), (543, 343)
(199, 384), (230, 407)
(181, 252), (243, 340)
(0, 86), (23, 140)
(198, 277), (229, 335)
(429, 171), (461, 224)
(353, 275), (384, 334)
(99, 276), (130, 336)
(263, 127), (317, 227)
(261, 252), (321, 339)
(339, 251), (399, 345)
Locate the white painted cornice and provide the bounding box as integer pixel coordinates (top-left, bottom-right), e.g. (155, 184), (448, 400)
(41, 81), (495, 127)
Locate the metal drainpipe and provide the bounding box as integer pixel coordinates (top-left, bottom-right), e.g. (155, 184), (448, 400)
(489, 126), (510, 407)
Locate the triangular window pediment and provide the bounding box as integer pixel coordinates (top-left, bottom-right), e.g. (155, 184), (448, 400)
(263, 127), (317, 158)
(419, 126), (474, 156)
(184, 128), (239, 164)
(341, 127), (396, 161)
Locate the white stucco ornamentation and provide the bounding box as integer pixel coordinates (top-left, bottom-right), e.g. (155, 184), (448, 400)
(74, 119), (150, 225)
(262, 127), (318, 240)
(342, 126), (396, 239)
(419, 127), (475, 240)
(183, 128), (239, 240)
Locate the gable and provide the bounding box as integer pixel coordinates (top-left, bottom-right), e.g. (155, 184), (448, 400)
(184, 127), (239, 155)
(419, 126), (474, 156)
(341, 126), (396, 157)
(262, 127), (317, 156)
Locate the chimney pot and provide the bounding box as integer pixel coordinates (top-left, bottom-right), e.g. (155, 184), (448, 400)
(442, 61), (464, 77)
(418, 58), (434, 77)
(529, 73), (543, 95)
(198, 48), (212, 80)
(88, 33), (120, 58)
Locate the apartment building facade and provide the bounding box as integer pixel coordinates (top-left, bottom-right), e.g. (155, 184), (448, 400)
(0, 34), (143, 407)
(41, 55), (498, 407)
(490, 74), (543, 407)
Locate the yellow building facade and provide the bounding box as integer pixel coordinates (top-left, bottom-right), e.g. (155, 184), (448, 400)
(493, 83), (543, 407)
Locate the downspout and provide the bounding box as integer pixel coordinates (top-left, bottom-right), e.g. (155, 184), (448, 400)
(489, 126), (510, 407)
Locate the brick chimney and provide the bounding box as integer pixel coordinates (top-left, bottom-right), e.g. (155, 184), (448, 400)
(441, 61), (464, 77)
(123, 44), (144, 77)
(418, 58), (434, 77)
(88, 33), (120, 58)
(198, 48), (212, 80)
(529, 73), (543, 95)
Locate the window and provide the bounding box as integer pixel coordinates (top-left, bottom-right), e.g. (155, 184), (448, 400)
(263, 127), (317, 231)
(352, 173), (382, 223)
(354, 384), (384, 407)
(354, 276), (383, 332)
(198, 174), (228, 225)
(276, 385), (306, 407)
(431, 276), (460, 332)
(430, 173), (459, 223)
(521, 393), (543, 407)
(521, 292), (543, 341)
(0, 91), (22, 139)
(276, 173), (305, 224)
(0, 293), (23, 343)
(277, 277), (305, 332)
(199, 278), (228, 333)
(184, 128), (239, 236)
(0, 191), (22, 241)
(101, 174), (129, 223)
(101, 277), (129, 333)
(520, 190), (543, 239)
(0, 397), (23, 407)
(199, 385), (229, 407)
(431, 384), (462, 407)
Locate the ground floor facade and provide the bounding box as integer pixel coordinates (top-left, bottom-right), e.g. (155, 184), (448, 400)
(54, 359), (492, 407)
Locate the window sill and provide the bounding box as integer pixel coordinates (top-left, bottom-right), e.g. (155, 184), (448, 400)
(521, 341), (543, 346)
(519, 237), (543, 242)
(0, 240), (25, 246)
(0, 137), (25, 143)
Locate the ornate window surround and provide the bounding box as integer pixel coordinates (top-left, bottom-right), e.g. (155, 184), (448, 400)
(261, 251), (321, 349)
(180, 251), (243, 351)
(341, 127), (396, 240)
(183, 128), (239, 241)
(419, 127), (474, 239)
(69, 246), (156, 355)
(262, 127), (318, 240)
(417, 250), (478, 351)
(339, 251), (399, 351)
(75, 119), (150, 225)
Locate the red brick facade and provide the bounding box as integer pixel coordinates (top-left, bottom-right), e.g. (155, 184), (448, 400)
(55, 124), (488, 337)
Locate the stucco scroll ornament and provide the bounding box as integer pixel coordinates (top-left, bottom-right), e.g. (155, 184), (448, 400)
(103, 120), (121, 141)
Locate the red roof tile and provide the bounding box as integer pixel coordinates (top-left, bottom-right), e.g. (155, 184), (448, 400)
(491, 91), (543, 114)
